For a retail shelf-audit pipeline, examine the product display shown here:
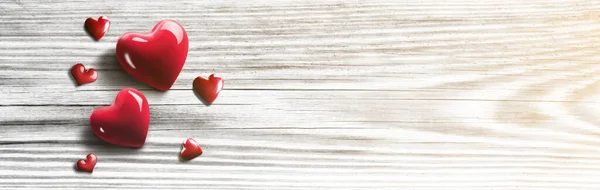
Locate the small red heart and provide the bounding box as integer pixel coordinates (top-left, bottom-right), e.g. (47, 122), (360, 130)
(193, 74), (224, 105)
(76, 153), (97, 173)
(84, 16), (110, 41)
(70, 63), (98, 86)
(180, 138), (202, 161)
(90, 88), (150, 148)
(116, 20), (188, 91)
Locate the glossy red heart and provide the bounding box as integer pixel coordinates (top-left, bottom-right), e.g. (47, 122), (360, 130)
(76, 153), (97, 173)
(90, 88), (150, 148)
(84, 16), (110, 41)
(193, 74), (224, 105)
(116, 20), (189, 91)
(70, 63), (97, 86)
(180, 138), (203, 161)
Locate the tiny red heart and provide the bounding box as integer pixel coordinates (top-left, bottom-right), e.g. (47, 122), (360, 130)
(116, 20), (188, 91)
(193, 74), (224, 105)
(76, 153), (97, 173)
(180, 138), (202, 161)
(70, 63), (98, 86)
(84, 16), (110, 41)
(90, 88), (150, 148)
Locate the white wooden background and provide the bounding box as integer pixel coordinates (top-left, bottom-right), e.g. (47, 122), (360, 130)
(2, 0), (600, 189)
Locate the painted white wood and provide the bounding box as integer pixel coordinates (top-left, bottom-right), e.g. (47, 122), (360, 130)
(2, 0), (600, 189)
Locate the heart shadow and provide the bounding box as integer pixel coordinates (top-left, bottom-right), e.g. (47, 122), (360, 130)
(79, 124), (144, 155)
(67, 69), (79, 87)
(177, 145), (188, 162)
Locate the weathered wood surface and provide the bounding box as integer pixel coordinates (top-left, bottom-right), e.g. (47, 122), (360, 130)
(2, 0), (600, 189)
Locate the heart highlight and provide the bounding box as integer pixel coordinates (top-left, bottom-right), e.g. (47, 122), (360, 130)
(193, 74), (224, 105)
(89, 88), (150, 148)
(70, 63), (97, 86)
(84, 16), (110, 41)
(76, 153), (97, 173)
(115, 20), (189, 91)
(180, 138), (203, 161)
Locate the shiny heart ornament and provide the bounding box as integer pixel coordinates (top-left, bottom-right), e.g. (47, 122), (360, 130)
(70, 63), (97, 86)
(76, 153), (97, 173)
(180, 138), (203, 161)
(90, 88), (150, 148)
(116, 20), (189, 91)
(193, 74), (224, 105)
(84, 16), (110, 41)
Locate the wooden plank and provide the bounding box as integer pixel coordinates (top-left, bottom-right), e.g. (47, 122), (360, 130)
(2, 0), (600, 189)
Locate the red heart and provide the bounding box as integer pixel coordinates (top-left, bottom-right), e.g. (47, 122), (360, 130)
(70, 63), (98, 86)
(115, 20), (189, 91)
(193, 74), (224, 105)
(76, 153), (97, 173)
(180, 138), (203, 161)
(90, 88), (150, 148)
(84, 16), (110, 41)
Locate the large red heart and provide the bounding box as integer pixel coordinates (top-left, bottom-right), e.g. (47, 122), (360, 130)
(76, 153), (97, 173)
(193, 74), (224, 105)
(180, 138), (203, 161)
(89, 88), (150, 148)
(84, 16), (110, 41)
(70, 63), (97, 86)
(115, 20), (189, 91)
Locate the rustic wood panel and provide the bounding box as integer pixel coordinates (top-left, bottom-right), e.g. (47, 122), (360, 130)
(2, 0), (600, 189)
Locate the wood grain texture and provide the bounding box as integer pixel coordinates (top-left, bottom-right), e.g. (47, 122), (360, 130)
(2, 0), (600, 189)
